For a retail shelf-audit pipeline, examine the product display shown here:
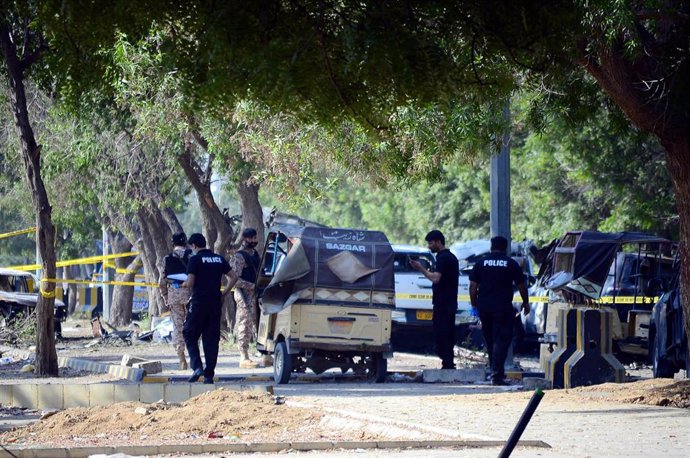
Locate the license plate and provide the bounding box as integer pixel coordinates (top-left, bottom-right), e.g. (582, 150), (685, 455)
(416, 310), (433, 320)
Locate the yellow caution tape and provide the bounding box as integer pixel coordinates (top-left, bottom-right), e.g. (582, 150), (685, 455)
(5, 252), (140, 271)
(39, 287), (57, 298)
(595, 296), (660, 304)
(395, 293), (550, 302)
(103, 260), (141, 275)
(0, 227), (36, 239)
(394, 294), (656, 304)
(40, 277), (158, 288)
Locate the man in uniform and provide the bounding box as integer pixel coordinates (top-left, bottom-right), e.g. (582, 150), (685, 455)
(182, 233), (238, 383)
(410, 230), (459, 369)
(159, 232), (192, 369)
(469, 236), (530, 385)
(233, 228), (272, 368)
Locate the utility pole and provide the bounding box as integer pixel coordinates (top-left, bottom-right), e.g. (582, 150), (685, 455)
(490, 104), (512, 250)
(490, 104), (518, 371)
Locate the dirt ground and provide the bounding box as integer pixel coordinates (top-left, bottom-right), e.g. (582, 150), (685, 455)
(0, 388), (393, 448)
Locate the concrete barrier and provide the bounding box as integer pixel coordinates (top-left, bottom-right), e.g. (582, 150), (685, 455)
(564, 308), (625, 388)
(0, 383), (272, 409)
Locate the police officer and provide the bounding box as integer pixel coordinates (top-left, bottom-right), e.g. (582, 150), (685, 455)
(469, 236), (530, 385)
(182, 233), (238, 383)
(411, 230), (460, 369)
(159, 232), (192, 370)
(233, 228), (272, 368)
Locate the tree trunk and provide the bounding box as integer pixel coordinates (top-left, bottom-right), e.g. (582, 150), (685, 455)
(0, 26), (58, 376)
(237, 176), (265, 251)
(178, 141), (235, 253)
(108, 231), (139, 327)
(658, 138), (690, 360)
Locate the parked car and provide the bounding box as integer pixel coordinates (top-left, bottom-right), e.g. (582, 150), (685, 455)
(649, 279), (688, 378)
(0, 268), (67, 336)
(390, 245), (481, 351)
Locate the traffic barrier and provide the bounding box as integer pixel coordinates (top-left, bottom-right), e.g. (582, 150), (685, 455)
(545, 307), (579, 389)
(563, 308), (625, 388)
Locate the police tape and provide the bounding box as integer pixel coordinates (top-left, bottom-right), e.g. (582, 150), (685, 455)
(40, 277), (159, 288)
(395, 293), (657, 304)
(6, 252), (140, 271)
(0, 227), (36, 239)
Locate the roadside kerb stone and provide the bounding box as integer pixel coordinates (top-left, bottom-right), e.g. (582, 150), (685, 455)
(164, 383), (191, 403)
(140, 383), (165, 403)
(12, 384), (38, 409)
(4, 383), (273, 409)
(2, 440), (551, 457)
(57, 356), (145, 382)
(523, 377), (553, 390)
(63, 384), (90, 408)
(132, 360), (163, 375)
(113, 384), (140, 403)
(37, 384), (64, 410)
(422, 368), (486, 383)
(0, 384), (12, 406)
(120, 354), (147, 367)
(89, 384), (114, 407)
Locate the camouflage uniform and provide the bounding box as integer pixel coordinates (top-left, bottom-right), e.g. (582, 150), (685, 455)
(166, 285), (190, 351)
(159, 247), (192, 355)
(232, 251), (258, 353)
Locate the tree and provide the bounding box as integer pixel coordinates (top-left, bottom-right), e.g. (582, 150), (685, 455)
(0, 6), (58, 375)
(37, 1), (690, 354)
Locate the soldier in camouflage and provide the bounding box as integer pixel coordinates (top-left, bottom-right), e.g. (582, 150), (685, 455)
(160, 232), (192, 370)
(233, 228), (272, 368)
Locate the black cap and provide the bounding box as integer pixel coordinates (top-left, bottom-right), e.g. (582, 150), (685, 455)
(242, 227), (257, 238)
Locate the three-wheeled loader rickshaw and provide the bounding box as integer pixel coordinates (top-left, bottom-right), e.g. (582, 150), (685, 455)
(254, 225), (395, 384)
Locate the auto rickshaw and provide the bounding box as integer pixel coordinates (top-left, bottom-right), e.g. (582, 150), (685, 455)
(255, 225), (395, 384)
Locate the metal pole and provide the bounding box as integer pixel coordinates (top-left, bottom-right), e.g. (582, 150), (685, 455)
(491, 103), (517, 370)
(498, 388), (545, 458)
(490, 104), (512, 249)
(102, 226), (111, 321)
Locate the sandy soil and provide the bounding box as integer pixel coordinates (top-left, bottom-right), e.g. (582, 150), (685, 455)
(0, 388), (387, 448)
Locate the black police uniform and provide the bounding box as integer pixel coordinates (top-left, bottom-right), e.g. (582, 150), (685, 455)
(432, 249), (459, 369)
(183, 248), (231, 379)
(469, 252), (525, 382)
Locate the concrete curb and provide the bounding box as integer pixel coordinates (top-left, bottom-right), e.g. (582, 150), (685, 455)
(0, 439), (551, 457)
(0, 383), (272, 410)
(57, 356), (145, 382)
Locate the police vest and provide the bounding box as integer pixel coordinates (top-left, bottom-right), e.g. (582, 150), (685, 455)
(164, 249), (192, 275)
(238, 250), (260, 284)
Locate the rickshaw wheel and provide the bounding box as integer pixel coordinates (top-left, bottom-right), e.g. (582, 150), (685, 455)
(366, 353), (387, 384)
(274, 341), (292, 384)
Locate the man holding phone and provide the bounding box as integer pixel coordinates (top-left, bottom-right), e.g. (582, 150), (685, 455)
(469, 236), (530, 385)
(410, 230), (459, 370)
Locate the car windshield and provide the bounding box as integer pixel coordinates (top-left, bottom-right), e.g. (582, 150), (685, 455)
(0, 274), (29, 293)
(394, 253), (434, 272)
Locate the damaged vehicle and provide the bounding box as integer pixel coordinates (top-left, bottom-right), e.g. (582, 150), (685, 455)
(649, 270), (688, 378)
(0, 268), (67, 336)
(543, 231), (676, 361)
(255, 225), (395, 384)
